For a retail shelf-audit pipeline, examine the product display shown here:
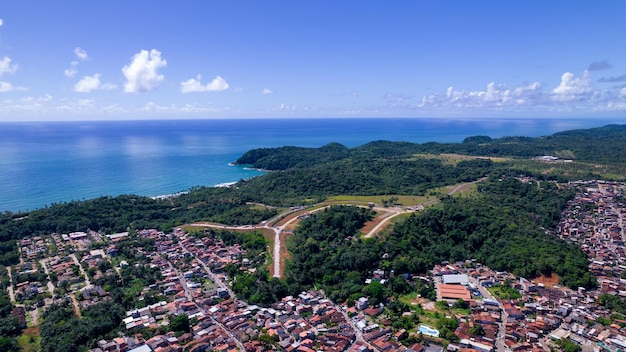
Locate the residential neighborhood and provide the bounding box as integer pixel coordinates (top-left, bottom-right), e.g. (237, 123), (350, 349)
(3, 180), (626, 352)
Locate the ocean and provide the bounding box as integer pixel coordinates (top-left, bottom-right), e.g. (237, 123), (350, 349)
(0, 117), (622, 212)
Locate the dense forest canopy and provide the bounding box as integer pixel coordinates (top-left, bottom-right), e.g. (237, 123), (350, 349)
(237, 124), (626, 169)
(384, 177), (595, 288)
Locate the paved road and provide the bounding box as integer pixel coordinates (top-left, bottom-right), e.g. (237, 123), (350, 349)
(178, 243), (235, 298)
(172, 244), (246, 350)
(272, 227), (281, 278)
(469, 276), (509, 352)
(174, 266), (194, 302)
(363, 207), (409, 238)
(267, 208), (314, 278)
(364, 178), (487, 238)
(188, 178), (488, 279)
(317, 290), (381, 352)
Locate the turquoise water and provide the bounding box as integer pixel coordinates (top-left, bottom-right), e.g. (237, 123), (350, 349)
(0, 118), (621, 212)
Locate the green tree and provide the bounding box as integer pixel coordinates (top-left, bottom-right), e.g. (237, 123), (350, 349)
(0, 337), (20, 352)
(169, 314), (190, 335)
(556, 339), (582, 352)
(468, 324), (485, 336)
(363, 281), (389, 304)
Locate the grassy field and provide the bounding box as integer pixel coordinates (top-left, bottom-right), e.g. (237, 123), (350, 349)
(412, 153), (510, 165)
(487, 284), (522, 300)
(328, 180), (480, 206)
(180, 225), (208, 234)
(510, 160), (626, 181)
(411, 153), (626, 181)
(327, 194), (434, 206)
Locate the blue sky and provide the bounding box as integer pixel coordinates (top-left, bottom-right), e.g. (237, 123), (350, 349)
(1, 1), (625, 121)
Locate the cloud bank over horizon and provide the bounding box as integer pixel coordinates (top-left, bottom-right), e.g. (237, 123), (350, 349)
(0, 2), (625, 121)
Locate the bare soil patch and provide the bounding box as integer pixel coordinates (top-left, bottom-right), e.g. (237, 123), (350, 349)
(360, 213), (386, 235)
(284, 219), (302, 232)
(23, 327), (39, 335)
(532, 273), (560, 287)
(274, 209), (311, 227)
(269, 262), (275, 277)
(406, 296), (435, 310)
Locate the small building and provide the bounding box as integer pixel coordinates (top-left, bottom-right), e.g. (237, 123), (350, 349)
(442, 274), (469, 285)
(355, 297), (369, 310)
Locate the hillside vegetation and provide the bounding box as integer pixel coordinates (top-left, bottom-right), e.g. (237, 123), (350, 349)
(237, 124), (626, 168)
(1, 124), (625, 288)
(279, 177), (594, 304)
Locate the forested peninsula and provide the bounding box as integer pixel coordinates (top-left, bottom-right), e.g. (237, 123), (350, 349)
(1, 124), (626, 351)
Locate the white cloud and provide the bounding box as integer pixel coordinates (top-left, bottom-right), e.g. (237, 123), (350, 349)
(551, 70), (594, 102)
(74, 74), (116, 93)
(180, 75), (229, 93)
(0, 81), (13, 92)
(414, 70), (610, 114)
(0, 57), (18, 76)
(0, 19), (3, 27)
(64, 61), (79, 78)
(122, 49), (167, 93)
(620, 86), (626, 97)
(1, 95), (52, 112)
(262, 88), (273, 95)
(418, 81), (543, 109)
(269, 102), (297, 112)
(140, 101), (167, 112)
(74, 47), (88, 61)
(64, 48), (89, 78)
(382, 93), (413, 109)
(604, 102), (626, 111)
(74, 75), (101, 93)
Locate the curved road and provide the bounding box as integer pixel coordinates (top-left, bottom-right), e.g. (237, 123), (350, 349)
(190, 178), (485, 279)
(364, 178), (486, 238)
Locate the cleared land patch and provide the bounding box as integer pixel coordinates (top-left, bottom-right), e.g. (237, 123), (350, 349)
(328, 194), (432, 206)
(532, 273), (561, 288)
(412, 153), (509, 165)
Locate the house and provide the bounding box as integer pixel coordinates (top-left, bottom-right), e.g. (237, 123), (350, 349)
(356, 297), (369, 310)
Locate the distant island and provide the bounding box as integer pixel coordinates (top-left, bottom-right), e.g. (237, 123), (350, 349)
(1, 124), (626, 352)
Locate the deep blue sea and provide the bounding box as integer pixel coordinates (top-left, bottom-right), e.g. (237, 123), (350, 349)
(0, 118), (622, 212)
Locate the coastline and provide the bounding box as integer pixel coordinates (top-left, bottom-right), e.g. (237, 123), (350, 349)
(150, 191), (189, 200)
(2, 118), (623, 213)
